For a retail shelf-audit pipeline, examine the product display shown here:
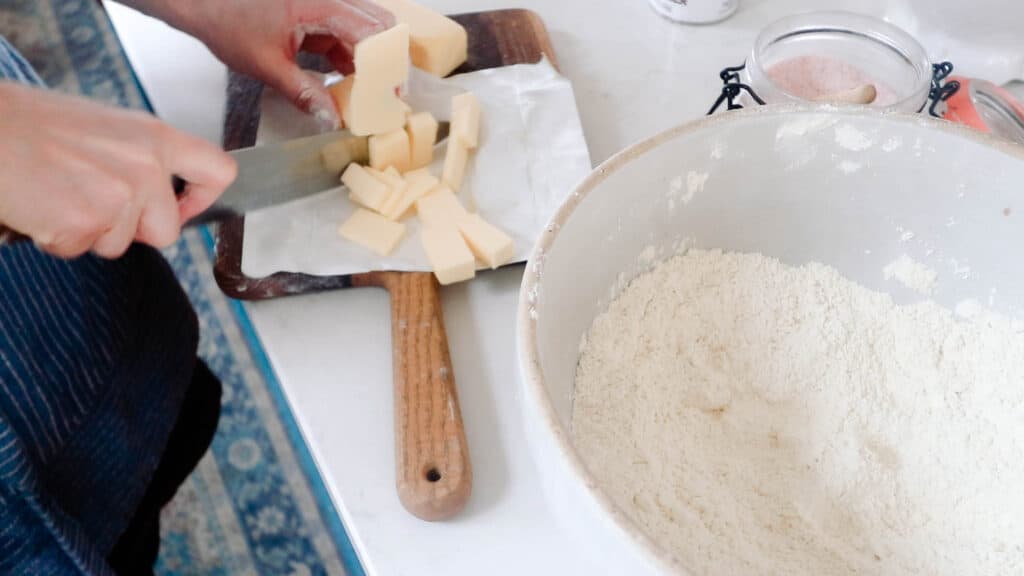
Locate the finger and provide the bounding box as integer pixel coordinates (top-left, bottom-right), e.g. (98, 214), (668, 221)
(158, 125), (237, 193)
(299, 35), (355, 75)
(300, 34), (338, 54)
(325, 43), (355, 76)
(34, 203), (108, 259)
(135, 180), (183, 248)
(91, 199), (143, 259)
(295, 0), (395, 47)
(264, 55), (341, 129)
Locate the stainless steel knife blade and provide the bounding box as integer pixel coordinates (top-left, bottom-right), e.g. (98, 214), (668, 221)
(188, 130), (368, 225)
(189, 121), (451, 224)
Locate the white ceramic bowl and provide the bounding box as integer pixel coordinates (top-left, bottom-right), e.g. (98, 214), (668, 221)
(517, 106), (1024, 573)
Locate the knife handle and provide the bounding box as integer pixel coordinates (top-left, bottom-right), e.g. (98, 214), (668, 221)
(1, 176), (190, 246)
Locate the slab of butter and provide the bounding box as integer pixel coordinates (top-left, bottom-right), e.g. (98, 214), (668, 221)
(372, 0), (468, 77)
(420, 225), (475, 284)
(338, 208), (407, 256)
(342, 163), (391, 212)
(459, 214), (514, 269)
(335, 24), (410, 136)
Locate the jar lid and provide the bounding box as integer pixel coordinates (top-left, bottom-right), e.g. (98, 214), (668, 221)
(945, 76), (1024, 145)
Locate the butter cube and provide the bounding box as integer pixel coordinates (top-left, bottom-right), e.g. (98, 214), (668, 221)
(342, 163), (391, 212)
(386, 169), (439, 220)
(458, 214), (515, 269)
(451, 92), (481, 149)
(415, 186), (467, 227)
(441, 140), (469, 192)
(405, 111), (439, 170)
(371, 0), (468, 77)
(369, 128), (412, 172)
(339, 208), (407, 256)
(343, 25), (411, 136)
(420, 225), (475, 285)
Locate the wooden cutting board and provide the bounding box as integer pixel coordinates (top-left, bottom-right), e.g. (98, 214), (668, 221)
(216, 9), (558, 521)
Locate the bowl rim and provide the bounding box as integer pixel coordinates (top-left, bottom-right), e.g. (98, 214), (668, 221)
(515, 103), (1024, 572)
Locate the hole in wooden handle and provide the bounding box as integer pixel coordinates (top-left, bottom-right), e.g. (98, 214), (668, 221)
(425, 467), (442, 483)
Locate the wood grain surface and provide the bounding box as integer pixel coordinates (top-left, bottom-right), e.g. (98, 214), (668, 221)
(215, 8), (557, 521)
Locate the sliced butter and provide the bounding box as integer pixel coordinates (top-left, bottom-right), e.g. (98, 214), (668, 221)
(369, 128), (411, 172)
(415, 186), (467, 227)
(459, 214), (515, 269)
(420, 225), (475, 285)
(405, 111), (439, 170)
(441, 140), (469, 192)
(386, 169), (439, 220)
(370, 166), (409, 216)
(342, 163), (391, 212)
(338, 208), (406, 256)
(451, 92), (481, 149)
(372, 0), (468, 77)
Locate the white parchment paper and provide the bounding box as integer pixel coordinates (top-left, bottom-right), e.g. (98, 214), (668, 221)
(241, 58), (592, 277)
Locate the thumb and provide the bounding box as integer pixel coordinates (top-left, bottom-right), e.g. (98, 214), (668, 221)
(267, 55), (340, 130)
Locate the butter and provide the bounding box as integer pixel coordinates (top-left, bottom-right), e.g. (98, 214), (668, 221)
(369, 128), (412, 172)
(441, 140), (469, 192)
(372, 166), (409, 216)
(451, 92), (481, 149)
(405, 111), (439, 170)
(342, 163), (391, 212)
(341, 24), (410, 136)
(327, 75), (355, 128)
(386, 168), (439, 220)
(371, 0), (468, 77)
(415, 186), (467, 227)
(459, 214), (515, 269)
(338, 208), (407, 256)
(420, 225), (475, 285)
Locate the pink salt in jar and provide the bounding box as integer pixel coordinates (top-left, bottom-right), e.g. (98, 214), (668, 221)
(742, 12), (933, 112)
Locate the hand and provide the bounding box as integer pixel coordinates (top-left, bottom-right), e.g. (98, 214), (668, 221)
(0, 82), (237, 259)
(124, 0), (395, 129)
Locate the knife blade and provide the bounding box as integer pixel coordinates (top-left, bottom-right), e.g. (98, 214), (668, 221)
(1, 122), (450, 244)
(185, 120), (450, 224)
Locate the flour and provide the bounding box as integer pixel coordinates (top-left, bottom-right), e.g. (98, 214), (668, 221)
(883, 254), (937, 295)
(572, 249), (1024, 576)
(834, 123), (874, 151)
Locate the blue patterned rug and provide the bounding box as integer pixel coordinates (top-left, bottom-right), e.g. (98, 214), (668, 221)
(0, 2), (363, 574)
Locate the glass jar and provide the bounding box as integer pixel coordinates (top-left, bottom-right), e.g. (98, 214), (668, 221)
(945, 77), (1024, 144)
(743, 11), (933, 112)
(648, 0), (738, 25)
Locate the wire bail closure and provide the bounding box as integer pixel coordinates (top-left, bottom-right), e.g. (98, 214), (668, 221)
(707, 61), (960, 117)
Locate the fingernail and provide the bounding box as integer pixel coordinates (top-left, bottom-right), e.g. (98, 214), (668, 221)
(313, 106), (341, 132)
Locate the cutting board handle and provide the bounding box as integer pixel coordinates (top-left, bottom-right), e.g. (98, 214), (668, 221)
(357, 271), (473, 520)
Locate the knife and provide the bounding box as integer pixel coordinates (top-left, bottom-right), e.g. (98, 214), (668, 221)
(0, 122), (450, 244)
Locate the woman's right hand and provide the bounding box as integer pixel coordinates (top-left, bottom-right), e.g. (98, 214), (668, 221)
(0, 82), (237, 259)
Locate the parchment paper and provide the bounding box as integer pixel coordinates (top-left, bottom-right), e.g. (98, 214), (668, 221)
(241, 58), (591, 278)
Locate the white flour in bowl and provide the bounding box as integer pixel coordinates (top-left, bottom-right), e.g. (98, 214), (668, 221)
(572, 249), (1024, 575)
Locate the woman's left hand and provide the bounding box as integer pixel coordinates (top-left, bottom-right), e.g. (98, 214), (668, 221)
(124, 0), (394, 128)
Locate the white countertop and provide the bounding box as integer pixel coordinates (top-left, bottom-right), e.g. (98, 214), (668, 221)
(108, 1), (1022, 573)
